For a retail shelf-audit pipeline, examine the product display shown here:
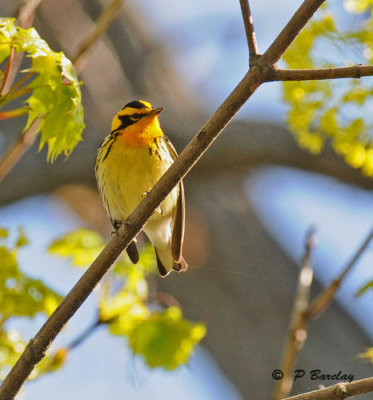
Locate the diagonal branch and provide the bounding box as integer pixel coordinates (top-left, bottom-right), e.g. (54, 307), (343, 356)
(0, 0), (367, 398)
(273, 228), (315, 400)
(260, 0), (325, 66)
(15, 0), (43, 29)
(72, 0), (124, 72)
(267, 65), (373, 81)
(272, 228), (373, 400)
(239, 0), (259, 65)
(0, 118), (40, 182)
(307, 227), (373, 320)
(283, 376), (373, 400)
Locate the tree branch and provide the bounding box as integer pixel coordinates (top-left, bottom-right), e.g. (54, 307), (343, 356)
(239, 0), (259, 65)
(15, 0), (43, 29)
(260, 0), (325, 66)
(72, 0), (124, 72)
(66, 318), (102, 351)
(272, 228), (373, 400)
(0, 118), (40, 182)
(273, 228), (315, 400)
(0, 0), (361, 398)
(0, 0), (124, 184)
(267, 65), (373, 81)
(283, 377), (373, 400)
(307, 227), (373, 320)
(1, 0), (43, 95)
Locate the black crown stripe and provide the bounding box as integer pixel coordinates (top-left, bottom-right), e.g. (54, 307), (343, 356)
(122, 100), (149, 110)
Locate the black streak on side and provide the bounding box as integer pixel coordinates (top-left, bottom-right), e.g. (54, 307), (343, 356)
(102, 116), (137, 162)
(154, 137), (162, 161)
(102, 138), (115, 161)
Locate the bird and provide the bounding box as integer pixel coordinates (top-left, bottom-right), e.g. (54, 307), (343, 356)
(95, 100), (187, 277)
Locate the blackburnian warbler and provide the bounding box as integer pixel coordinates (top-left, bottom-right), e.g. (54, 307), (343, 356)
(95, 100), (187, 277)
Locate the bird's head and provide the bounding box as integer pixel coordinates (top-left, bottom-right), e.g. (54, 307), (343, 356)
(111, 100), (164, 133)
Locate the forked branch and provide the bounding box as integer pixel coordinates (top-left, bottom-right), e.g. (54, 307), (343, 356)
(307, 227), (373, 320)
(273, 228), (315, 400)
(239, 0), (259, 64)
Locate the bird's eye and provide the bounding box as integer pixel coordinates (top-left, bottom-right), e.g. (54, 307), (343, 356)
(130, 113), (140, 121)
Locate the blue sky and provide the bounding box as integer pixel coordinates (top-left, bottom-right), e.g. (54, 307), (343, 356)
(246, 166), (373, 340)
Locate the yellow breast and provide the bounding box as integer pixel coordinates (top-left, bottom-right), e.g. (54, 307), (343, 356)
(96, 135), (178, 224)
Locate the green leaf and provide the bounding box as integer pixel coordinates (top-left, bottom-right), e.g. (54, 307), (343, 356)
(0, 17), (85, 161)
(50, 228), (206, 371)
(127, 307), (206, 370)
(34, 348), (68, 378)
(355, 279), (373, 297)
(16, 227), (28, 248)
(0, 330), (27, 380)
(0, 18), (16, 64)
(282, 7), (373, 176)
(48, 228), (104, 267)
(0, 227), (8, 240)
(113, 242), (156, 277)
(344, 0), (373, 13)
(0, 227), (67, 379)
(0, 246), (62, 318)
(0, 226), (62, 320)
(358, 347), (373, 364)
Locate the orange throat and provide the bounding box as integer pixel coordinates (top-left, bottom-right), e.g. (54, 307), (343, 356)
(116, 117), (163, 146)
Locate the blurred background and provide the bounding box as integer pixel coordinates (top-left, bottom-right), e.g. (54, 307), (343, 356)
(1, 0), (373, 399)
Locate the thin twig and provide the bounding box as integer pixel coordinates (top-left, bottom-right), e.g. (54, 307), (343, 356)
(307, 227), (373, 320)
(0, 118), (40, 182)
(273, 228), (315, 400)
(283, 376), (373, 400)
(0, 47), (15, 95)
(15, 0), (44, 29)
(6, 72), (35, 97)
(72, 0), (124, 73)
(66, 319), (102, 351)
(260, 0), (325, 66)
(1, 0), (43, 95)
(0, 0), (372, 398)
(239, 0), (259, 65)
(0, 0), (124, 184)
(267, 65), (373, 81)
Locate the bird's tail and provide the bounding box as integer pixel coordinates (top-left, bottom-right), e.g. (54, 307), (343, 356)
(155, 245), (188, 277)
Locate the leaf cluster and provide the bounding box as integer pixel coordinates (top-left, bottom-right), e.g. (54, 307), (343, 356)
(0, 18), (84, 161)
(49, 228), (206, 370)
(282, 3), (373, 175)
(0, 227), (63, 380)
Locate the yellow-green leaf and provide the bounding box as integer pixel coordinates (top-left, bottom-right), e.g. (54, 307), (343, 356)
(127, 307), (206, 370)
(0, 17), (85, 161)
(48, 228), (104, 267)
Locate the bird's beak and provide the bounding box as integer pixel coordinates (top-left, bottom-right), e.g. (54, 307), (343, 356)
(148, 107), (164, 116)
